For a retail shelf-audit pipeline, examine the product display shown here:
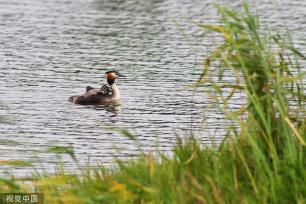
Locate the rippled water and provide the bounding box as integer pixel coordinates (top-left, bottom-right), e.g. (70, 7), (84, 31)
(0, 0), (305, 174)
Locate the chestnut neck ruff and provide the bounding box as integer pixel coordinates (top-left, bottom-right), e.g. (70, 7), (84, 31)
(106, 73), (115, 85)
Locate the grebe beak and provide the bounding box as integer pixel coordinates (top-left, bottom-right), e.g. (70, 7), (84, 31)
(117, 72), (125, 77)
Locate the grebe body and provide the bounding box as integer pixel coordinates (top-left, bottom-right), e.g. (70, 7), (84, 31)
(68, 70), (122, 105)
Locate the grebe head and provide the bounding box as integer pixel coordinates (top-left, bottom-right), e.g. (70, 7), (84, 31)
(105, 70), (123, 85)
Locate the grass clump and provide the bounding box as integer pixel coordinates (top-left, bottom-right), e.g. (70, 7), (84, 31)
(1, 3), (305, 204)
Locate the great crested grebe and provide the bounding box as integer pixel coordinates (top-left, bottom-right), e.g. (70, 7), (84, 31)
(68, 70), (123, 105)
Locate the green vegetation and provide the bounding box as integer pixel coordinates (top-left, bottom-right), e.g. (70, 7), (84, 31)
(1, 4), (305, 204)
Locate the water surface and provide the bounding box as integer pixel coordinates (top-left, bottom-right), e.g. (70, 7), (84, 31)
(0, 0), (305, 174)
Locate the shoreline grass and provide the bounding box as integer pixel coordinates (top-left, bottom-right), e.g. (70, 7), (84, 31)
(1, 3), (305, 204)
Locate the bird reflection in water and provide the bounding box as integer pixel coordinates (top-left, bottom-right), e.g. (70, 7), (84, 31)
(93, 101), (121, 117)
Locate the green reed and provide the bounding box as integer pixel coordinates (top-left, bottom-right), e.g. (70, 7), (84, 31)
(0, 3), (305, 204)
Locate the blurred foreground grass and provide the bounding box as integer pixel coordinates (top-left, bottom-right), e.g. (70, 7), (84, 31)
(1, 4), (305, 204)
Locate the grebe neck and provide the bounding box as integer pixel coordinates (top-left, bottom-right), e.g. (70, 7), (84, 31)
(110, 82), (120, 100)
